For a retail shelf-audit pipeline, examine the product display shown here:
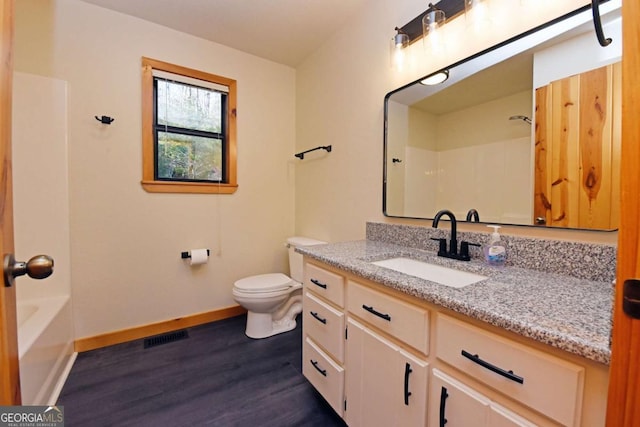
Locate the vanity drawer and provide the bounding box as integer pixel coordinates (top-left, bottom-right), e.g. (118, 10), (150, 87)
(303, 291), (345, 362)
(347, 280), (429, 355)
(304, 263), (345, 307)
(303, 337), (344, 417)
(436, 314), (584, 426)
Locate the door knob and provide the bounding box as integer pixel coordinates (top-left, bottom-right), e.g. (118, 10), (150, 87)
(3, 254), (54, 287)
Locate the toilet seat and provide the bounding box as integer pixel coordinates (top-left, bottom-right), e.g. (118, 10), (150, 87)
(234, 273), (294, 294)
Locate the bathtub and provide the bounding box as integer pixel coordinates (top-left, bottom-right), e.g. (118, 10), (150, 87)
(17, 296), (76, 405)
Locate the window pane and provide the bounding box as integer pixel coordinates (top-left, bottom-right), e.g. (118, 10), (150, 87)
(156, 79), (222, 133)
(157, 132), (222, 181)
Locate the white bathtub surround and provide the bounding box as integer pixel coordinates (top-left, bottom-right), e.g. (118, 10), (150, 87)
(17, 297), (76, 405)
(12, 72), (75, 405)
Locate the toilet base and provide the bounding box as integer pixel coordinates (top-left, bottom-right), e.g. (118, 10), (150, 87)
(245, 307), (300, 339)
(244, 297), (302, 339)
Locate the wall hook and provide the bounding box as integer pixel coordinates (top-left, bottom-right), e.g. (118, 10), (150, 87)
(591, 0), (612, 47)
(95, 115), (115, 125)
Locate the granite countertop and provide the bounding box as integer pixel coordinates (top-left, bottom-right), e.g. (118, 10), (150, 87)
(297, 240), (613, 365)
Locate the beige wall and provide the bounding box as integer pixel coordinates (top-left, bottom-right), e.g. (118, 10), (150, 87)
(435, 90), (531, 151)
(295, 0), (618, 245)
(15, 0), (297, 338)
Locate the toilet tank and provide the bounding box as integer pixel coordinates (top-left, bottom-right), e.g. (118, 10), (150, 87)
(287, 237), (326, 283)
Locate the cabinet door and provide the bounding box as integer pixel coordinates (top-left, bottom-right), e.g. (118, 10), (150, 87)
(345, 318), (428, 427)
(489, 403), (537, 427)
(430, 369), (489, 427)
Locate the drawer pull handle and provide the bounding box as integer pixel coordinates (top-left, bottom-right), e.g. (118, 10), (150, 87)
(403, 362), (413, 405)
(310, 278), (327, 289)
(362, 304), (391, 321)
(310, 359), (327, 377)
(461, 350), (524, 384)
(310, 311), (327, 324)
(439, 386), (449, 427)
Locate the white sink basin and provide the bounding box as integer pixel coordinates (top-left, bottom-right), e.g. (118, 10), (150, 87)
(371, 257), (487, 289)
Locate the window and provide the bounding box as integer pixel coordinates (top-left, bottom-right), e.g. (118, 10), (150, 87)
(141, 57), (237, 194)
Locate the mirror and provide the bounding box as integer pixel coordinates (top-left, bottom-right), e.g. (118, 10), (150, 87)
(384, 4), (621, 231)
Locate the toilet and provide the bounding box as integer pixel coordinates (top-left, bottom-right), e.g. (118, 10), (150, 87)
(233, 236), (325, 339)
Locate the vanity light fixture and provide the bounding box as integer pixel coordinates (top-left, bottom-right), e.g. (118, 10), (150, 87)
(391, 0), (465, 70)
(390, 27), (410, 71)
(420, 69), (449, 85)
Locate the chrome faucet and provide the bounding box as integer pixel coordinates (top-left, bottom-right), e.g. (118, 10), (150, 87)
(432, 209), (478, 261)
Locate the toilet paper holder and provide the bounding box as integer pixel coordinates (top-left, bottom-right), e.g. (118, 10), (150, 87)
(181, 249), (210, 259)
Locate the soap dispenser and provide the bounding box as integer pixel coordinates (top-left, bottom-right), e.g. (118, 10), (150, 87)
(484, 225), (506, 266)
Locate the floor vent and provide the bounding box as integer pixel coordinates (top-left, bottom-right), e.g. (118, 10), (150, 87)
(144, 330), (189, 349)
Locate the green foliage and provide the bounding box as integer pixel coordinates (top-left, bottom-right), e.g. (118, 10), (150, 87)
(157, 132), (222, 181)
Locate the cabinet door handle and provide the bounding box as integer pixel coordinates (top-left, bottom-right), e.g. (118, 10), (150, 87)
(310, 359), (327, 377)
(310, 278), (327, 289)
(403, 362), (413, 405)
(310, 311), (327, 324)
(461, 350), (524, 384)
(362, 304), (391, 321)
(439, 386), (449, 427)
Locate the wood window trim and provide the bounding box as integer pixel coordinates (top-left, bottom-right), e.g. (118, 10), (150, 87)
(141, 57), (238, 194)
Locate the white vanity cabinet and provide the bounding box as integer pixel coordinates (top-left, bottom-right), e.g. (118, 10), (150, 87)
(301, 259), (608, 427)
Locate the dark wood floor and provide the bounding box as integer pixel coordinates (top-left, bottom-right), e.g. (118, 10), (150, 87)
(58, 315), (346, 427)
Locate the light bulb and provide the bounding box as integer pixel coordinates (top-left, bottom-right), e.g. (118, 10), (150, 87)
(422, 4), (446, 55)
(465, 0), (492, 32)
(390, 29), (410, 71)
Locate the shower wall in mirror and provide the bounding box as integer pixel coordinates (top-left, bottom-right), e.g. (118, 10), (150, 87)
(383, 3), (621, 231)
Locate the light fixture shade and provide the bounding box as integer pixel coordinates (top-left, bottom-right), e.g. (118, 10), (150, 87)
(465, 0), (492, 31)
(390, 28), (410, 71)
(422, 4), (446, 54)
(420, 70), (449, 85)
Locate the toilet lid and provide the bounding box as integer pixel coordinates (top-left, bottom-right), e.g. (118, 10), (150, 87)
(234, 273), (293, 293)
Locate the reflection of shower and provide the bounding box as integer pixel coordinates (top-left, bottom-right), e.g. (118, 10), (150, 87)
(509, 115), (532, 124)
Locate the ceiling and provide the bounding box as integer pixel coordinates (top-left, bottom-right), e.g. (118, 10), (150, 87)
(412, 53), (533, 115)
(79, 0), (369, 67)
